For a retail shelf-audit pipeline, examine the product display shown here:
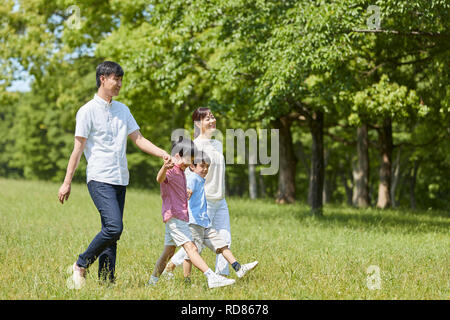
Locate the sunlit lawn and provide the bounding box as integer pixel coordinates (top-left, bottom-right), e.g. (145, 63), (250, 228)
(0, 178), (448, 299)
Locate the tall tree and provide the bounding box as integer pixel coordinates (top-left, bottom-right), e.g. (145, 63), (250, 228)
(352, 75), (426, 208)
(140, 0), (369, 214)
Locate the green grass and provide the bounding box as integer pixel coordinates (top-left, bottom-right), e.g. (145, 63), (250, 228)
(0, 178), (448, 299)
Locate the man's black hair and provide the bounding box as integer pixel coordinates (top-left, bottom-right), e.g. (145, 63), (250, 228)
(96, 61), (124, 88)
(171, 137), (197, 158)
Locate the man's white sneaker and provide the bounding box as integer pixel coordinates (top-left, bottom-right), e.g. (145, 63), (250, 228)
(208, 274), (235, 289)
(71, 262), (86, 289)
(236, 261), (258, 278)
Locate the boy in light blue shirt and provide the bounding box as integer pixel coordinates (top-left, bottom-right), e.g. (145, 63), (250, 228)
(163, 151), (258, 283)
(186, 161), (210, 229)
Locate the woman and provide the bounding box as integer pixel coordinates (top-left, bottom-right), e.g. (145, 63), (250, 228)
(168, 107), (232, 276)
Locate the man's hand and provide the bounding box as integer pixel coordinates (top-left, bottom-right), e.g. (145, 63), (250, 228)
(187, 188), (193, 200)
(58, 182), (71, 204)
(57, 136), (86, 205)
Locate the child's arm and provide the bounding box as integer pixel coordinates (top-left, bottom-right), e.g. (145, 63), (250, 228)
(156, 165), (168, 184)
(186, 176), (196, 200)
(156, 157), (173, 184)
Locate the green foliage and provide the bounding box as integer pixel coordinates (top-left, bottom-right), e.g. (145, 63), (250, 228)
(0, 91), (20, 177)
(0, 0), (449, 208)
(9, 57), (98, 181)
(351, 75), (425, 125)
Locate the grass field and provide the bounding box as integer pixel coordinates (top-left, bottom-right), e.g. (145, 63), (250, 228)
(0, 178), (448, 300)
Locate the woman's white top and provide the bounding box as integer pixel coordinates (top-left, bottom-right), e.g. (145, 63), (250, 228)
(191, 137), (226, 201)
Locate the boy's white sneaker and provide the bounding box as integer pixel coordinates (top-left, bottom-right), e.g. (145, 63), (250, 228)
(208, 273), (235, 289)
(71, 262), (86, 289)
(236, 261), (258, 278)
(146, 275), (159, 286)
(161, 270), (174, 281)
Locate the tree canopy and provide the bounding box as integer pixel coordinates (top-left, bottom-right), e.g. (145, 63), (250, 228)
(1, 0), (449, 211)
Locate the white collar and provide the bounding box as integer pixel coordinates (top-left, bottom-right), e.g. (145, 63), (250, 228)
(94, 94), (113, 108)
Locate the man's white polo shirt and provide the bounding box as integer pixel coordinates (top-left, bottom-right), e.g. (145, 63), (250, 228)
(75, 94), (140, 186)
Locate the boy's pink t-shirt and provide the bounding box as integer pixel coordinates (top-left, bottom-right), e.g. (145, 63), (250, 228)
(160, 164), (189, 223)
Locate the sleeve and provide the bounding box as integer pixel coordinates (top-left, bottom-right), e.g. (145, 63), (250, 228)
(163, 167), (174, 184)
(214, 139), (224, 154)
(186, 175), (197, 192)
(184, 166), (193, 181)
(75, 107), (91, 138)
(127, 109), (140, 135)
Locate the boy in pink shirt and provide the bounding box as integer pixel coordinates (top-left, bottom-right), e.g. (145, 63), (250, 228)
(148, 138), (235, 289)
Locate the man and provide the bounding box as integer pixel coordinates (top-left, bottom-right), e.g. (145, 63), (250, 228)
(58, 61), (171, 288)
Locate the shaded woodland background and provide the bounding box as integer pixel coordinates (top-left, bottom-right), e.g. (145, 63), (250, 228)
(0, 0), (449, 214)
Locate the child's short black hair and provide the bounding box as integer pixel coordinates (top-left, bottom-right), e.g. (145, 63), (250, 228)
(96, 61), (124, 88)
(193, 150), (211, 166)
(171, 137), (197, 158)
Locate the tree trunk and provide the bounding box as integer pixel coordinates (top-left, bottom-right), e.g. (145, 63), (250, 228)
(354, 124), (370, 207)
(246, 129), (258, 199)
(376, 118), (393, 209)
(258, 172), (266, 198)
(322, 148), (330, 204)
(308, 111), (324, 215)
(352, 155), (358, 205)
(294, 140), (310, 177)
(341, 171), (353, 206)
(410, 160), (419, 209)
(272, 117), (296, 204)
(248, 163), (257, 199)
(391, 147), (401, 208)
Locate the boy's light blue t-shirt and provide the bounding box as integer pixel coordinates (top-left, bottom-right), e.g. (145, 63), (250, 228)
(186, 172), (211, 228)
